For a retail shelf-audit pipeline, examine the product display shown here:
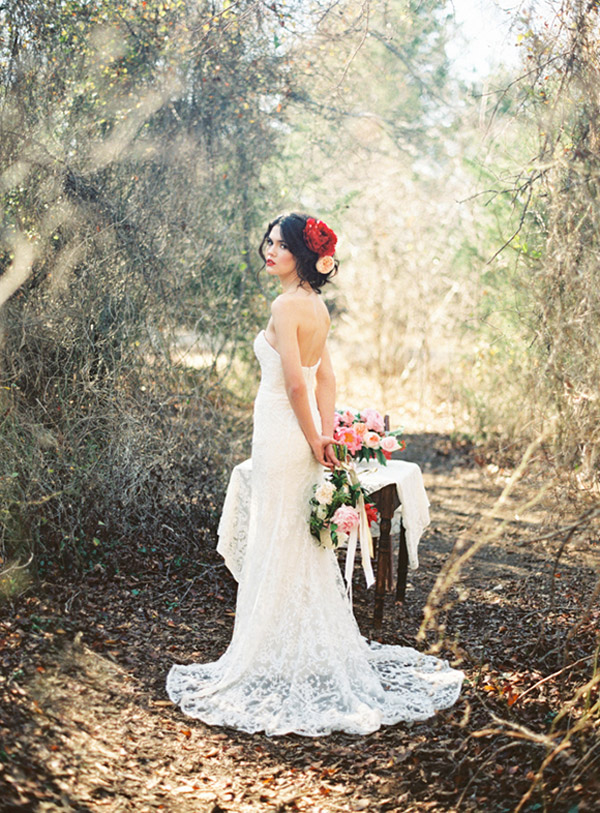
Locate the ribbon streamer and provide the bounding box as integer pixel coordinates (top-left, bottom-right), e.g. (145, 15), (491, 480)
(340, 462), (375, 601)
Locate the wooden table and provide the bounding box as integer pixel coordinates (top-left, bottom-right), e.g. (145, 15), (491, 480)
(353, 437), (429, 628)
(357, 414), (428, 629)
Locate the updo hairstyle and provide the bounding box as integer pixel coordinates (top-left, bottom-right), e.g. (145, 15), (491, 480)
(258, 212), (339, 294)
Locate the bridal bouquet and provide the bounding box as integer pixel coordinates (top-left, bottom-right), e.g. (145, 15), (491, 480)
(333, 407), (405, 466)
(309, 469), (379, 549)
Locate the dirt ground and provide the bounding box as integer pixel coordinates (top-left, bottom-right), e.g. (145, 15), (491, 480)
(1, 433), (599, 813)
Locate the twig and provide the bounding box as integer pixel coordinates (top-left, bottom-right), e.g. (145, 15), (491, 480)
(485, 183), (533, 265)
(525, 506), (600, 543)
(474, 712), (560, 748)
(511, 654), (593, 706)
(65, 590), (81, 613)
(335, 0), (370, 91)
(0, 553), (33, 577)
(554, 741), (600, 808)
(514, 738), (574, 813)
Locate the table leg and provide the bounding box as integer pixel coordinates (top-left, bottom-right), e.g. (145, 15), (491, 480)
(373, 516), (391, 630)
(373, 484), (398, 630)
(396, 523), (408, 603)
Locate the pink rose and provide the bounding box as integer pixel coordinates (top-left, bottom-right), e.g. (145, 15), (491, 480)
(363, 431), (381, 449)
(380, 435), (400, 453)
(332, 504), (360, 534)
(340, 409), (356, 427)
(360, 408), (385, 433)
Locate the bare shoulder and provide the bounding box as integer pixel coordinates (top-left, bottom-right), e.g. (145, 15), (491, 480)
(271, 293), (299, 317)
(272, 289), (330, 329)
(270, 294), (303, 333)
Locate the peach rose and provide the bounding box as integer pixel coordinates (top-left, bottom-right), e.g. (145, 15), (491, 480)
(363, 431), (381, 449)
(316, 255), (335, 274)
(353, 421), (367, 437)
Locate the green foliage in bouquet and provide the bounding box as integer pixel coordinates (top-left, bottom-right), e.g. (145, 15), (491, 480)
(309, 469), (379, 549)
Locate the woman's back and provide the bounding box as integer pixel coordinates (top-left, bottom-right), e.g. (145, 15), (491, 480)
(264, 288), (330, 368)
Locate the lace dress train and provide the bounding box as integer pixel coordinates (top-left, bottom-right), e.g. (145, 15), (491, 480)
(166, 330), (464, 736)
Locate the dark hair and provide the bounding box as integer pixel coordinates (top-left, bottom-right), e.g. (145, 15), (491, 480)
(258, 212), (339, 294)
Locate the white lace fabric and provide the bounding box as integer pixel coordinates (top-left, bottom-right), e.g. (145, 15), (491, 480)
(166, 331), (464, 736)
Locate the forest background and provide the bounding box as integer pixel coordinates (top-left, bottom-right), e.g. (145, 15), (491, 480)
(3, 0), (599, 574)
(0, 1), (599, 811)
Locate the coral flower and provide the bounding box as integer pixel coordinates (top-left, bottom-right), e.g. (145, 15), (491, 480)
(335, 426), (363, 455)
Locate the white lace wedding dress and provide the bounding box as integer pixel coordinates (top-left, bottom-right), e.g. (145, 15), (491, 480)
(166, 330), (464, 736)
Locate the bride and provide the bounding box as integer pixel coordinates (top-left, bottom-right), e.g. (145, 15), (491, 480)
(166, 212), (464, 736)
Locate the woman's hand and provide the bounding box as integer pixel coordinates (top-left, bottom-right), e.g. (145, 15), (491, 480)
(324, 442), (341, 469)
(310, 435), (337, 469)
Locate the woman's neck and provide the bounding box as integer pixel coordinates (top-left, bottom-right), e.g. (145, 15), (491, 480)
(280, 283), (294, 293)
(280, 275), (307, 294)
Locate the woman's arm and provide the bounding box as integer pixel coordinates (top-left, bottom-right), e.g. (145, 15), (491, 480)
(315, 342), (339, 468)
(315, 341), (335, 435)
(271, 298), (334, 468)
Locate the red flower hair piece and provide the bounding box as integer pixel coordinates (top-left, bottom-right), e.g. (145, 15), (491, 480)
(303, 217), (337, 257)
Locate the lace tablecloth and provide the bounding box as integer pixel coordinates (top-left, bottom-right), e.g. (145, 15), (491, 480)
(217, 459), (430, 583)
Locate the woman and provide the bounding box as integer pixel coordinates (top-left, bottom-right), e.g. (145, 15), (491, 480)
(166, 213), (463, 736)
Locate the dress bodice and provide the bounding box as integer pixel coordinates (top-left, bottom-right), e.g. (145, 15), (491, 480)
(253, 330), (319, 397)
